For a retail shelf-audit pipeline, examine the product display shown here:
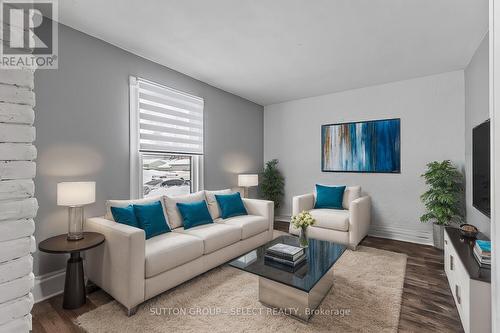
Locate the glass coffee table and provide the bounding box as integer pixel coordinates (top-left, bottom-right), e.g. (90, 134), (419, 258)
(229, 235), (346, 321)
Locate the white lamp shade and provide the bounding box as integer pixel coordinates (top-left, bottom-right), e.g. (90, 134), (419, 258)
(57, 182), (96, 206)
(238, 174), (258, 187)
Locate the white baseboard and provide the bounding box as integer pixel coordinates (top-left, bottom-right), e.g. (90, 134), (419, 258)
(368, 224), (433, 246)
(32, 269), (65, 303)
(274, 215), (433, 246)
(274, 215), (291, 223)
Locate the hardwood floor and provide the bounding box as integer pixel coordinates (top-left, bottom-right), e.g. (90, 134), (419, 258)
(32, 223), (464, 333)
(361, 237), (463, 332)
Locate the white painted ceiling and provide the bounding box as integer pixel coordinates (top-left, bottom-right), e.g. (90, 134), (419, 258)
(58, 0), (488, 105)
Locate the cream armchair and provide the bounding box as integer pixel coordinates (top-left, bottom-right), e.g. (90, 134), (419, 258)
(289, 186), (371, 250)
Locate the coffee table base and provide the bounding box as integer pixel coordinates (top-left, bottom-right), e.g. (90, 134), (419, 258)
(258, 267), (334, 321)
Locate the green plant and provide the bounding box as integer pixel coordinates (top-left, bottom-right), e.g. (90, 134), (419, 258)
(420, 160), (464, 226)
(260, 159), (285, 209)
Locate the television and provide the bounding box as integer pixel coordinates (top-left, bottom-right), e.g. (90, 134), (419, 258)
(472, 119), (490, 218)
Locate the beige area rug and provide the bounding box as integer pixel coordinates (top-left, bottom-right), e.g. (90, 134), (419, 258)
(77, 245), (407, 333)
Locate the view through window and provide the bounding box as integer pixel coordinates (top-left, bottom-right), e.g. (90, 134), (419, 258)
(142, 154), (192, 197)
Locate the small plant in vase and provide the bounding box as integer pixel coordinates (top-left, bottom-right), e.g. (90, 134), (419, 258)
(291, 211), (316, 247)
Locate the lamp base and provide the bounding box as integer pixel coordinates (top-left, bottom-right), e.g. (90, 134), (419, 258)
(67, 234), (84, 241)
(67, 206), (84, 241)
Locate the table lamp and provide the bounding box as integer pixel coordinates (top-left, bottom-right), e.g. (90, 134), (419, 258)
(57, 182), (96, 241)
(238, 174), (258, 198)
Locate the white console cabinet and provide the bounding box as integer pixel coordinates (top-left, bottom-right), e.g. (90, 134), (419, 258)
(444, 227), (491, 333)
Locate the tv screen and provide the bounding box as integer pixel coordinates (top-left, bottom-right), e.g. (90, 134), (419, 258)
(472, 120), (490, 218)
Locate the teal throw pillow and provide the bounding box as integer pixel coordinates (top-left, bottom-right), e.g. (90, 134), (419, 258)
(133, 201), (170, 239)
(177, 200), (214, 229)
(111, 205), (140, 228)
(314, 184), (346, 209)
(215, 192), (248, 219)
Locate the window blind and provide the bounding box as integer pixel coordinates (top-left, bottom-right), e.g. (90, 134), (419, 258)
(136, 79), (204, 154)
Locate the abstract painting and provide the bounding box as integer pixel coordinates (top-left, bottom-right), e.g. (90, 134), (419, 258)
(321, 118), (401, 173)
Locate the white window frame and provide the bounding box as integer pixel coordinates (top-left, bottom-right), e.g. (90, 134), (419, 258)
(129, 76), (204, 199)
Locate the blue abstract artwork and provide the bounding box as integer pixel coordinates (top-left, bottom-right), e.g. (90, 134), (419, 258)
(321, 118), (400, 173)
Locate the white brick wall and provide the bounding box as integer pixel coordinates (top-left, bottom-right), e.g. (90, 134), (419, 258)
(0, 68), (36, 332)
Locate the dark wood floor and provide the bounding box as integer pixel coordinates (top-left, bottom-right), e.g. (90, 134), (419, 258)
(32, 221), (463, 333)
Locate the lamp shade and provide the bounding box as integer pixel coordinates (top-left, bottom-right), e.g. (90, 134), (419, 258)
(57, 182), (96, 206)
(238, 174), (258, 187)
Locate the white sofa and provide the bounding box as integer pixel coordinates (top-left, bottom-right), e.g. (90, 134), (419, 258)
(84, 190), (274, 315)
(289, 186), (371, 250)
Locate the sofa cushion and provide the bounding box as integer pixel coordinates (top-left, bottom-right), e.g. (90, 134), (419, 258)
(164, 191), (205, 229)
(145, 232), (204, 278)
(309, 209), (350, 232)
(174, 223), (241, 254)
(205, 189), (232, 220)
(218, 215), (268, 239)
(105, 195), (168, 224)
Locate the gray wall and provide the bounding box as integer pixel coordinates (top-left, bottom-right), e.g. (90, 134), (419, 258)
(34, 24), (263, 276)
(465, 33), (490, 236)
(264, 71), (465, 243)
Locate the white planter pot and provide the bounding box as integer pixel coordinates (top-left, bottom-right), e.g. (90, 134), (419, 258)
(432, 223), (445, 250)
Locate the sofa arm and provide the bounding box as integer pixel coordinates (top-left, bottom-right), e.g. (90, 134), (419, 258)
(292, 193), (315, 216)
(243, 199), (274, 234)
(85, 217), (145, 311)
(348, 196), (371, 249)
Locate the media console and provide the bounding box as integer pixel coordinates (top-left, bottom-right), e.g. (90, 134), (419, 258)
(444, 227), (491, 333)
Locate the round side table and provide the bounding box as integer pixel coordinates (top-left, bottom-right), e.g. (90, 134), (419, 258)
(39, 232), (104, 309)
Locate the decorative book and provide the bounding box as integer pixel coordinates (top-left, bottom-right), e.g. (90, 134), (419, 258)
(475, 240), (491, 255)
(266, 243), (304, 262)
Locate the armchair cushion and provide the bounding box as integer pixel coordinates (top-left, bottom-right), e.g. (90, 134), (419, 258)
(309, 209), (349, 232)
(342, 186), (361, 209)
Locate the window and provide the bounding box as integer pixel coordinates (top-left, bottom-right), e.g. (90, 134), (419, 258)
(130, 77), (204, 198)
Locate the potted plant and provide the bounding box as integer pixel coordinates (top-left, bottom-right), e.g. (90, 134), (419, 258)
(260, 159), (285, 212)
(291, 211), (316, 247)
(420, 160), (464, 249)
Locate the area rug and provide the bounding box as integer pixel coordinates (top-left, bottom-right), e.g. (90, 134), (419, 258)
(77, 245), (407, 333)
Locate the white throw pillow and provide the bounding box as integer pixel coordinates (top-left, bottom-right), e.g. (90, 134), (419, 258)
(205, 189), (232, 220)
(105, 195), (169, 226)
(342, 186), (361, 209)
(163, 191), (206, 229)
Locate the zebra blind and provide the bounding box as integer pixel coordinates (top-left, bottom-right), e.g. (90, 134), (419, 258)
(136, 78), (204, 154)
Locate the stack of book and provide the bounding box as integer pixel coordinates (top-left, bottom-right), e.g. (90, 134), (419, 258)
(264, 243), (306, 271)
(473, 240), (491, 269)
